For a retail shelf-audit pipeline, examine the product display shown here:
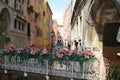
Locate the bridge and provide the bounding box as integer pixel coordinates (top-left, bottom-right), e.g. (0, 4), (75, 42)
(0, 46), (119, 80)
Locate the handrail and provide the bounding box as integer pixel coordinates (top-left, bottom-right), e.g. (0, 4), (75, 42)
(0, 56), (99, 79)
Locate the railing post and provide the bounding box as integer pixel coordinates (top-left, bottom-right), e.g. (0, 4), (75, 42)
(99, 49), (103, 80)
(82, 62), (85, 78)
(70, 61), (74, 80)
(24, 61), (27, 77)
(4, 56), (7, 74)
(46, 60), (49, 80)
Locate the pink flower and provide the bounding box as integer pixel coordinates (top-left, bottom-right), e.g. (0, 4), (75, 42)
(79, 51), (84, 56)
(84, 50), (92, 59)
(18, 48), (24, 54)
(30, 49), (36, 55)
(30, 48), (39, 55)
(57, 53), (63, 58)
(67, 50), (74, 56)
(51, 54), (56, 59)
(9, 44), (16, 51)
(5, 49), (10, 54)
(41, 49), (48, 55)
(56, 48), (67, 55)
(62, 49), (67, 53)
(5, 44), (16, 54)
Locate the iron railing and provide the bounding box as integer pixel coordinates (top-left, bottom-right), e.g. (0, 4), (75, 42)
(0, 55), (100, 80)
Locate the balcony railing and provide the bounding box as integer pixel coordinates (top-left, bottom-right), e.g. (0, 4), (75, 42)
(0, 45), (100, 80)
(0, 56), (100, 80)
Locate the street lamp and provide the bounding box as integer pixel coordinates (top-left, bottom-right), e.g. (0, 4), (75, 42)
(51, 30), (54, 51)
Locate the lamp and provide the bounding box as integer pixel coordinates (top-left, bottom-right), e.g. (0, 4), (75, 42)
(51, 30), (54, 51)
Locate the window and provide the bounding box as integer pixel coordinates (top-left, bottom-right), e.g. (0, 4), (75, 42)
(39, 13), (42, 22)
(37, 28), (42, 37)
(27, 23), (31, 36)
(22, 0), (24, 4)
(14, 19), (25, 31)
(39, 0), (44, 8)
(22, 23), (24, 31)
(5, 0), (9, 4)
(18, 0), (20, 3)
(47, 8), (51, 18)
(43, 11), (45, 16)
(14, 0), (16, 9)
(14, 19), (17, 29)
(18, 21), (21, 30)
(103, 23), (120, 47)
(46, 19), (50, 28)
(14, 0), (24, 13)
(46, 32), (49, 39)
(14, 0), (20, 10)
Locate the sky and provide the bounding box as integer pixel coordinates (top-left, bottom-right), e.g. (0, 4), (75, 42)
(47, 0), (71, 25)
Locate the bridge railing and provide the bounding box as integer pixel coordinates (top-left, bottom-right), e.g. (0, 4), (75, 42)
(0, 58), (99, 79)
(0, 47), (100, 80)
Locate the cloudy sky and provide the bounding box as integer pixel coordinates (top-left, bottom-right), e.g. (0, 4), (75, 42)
(48, 0), (71, 25)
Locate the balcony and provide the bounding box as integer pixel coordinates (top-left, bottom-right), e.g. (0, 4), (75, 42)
(0, 44), (100, 80)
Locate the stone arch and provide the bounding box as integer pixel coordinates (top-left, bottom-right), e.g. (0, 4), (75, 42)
(93, 0), (120, 67)
(90, 0), (120, 41)
(0, 7), (11, 32)
(0, 7), (11, 48)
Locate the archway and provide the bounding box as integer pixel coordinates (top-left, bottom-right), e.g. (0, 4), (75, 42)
(95, 0), (120, 64)
(0, 7), (11, 48)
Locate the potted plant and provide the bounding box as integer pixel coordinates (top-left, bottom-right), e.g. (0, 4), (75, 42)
(27, 5), (34, 13)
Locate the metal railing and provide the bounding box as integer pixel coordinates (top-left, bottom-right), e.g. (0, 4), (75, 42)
(0, 55), (100, 80)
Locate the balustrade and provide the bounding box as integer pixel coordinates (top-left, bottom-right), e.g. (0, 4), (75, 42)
(0, 45), (100, 80)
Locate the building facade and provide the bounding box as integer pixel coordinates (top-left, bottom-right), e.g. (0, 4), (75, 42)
(43, 0), (53, 49)
(0, 0), (26, 48)
(57, 25), (63, 47)
(52, 20), (58, 46)
(26, 0), (39, 47)
(25, 0), (53, 49)
(63, 3), (72, 47)
(53, 20), (63, 47)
